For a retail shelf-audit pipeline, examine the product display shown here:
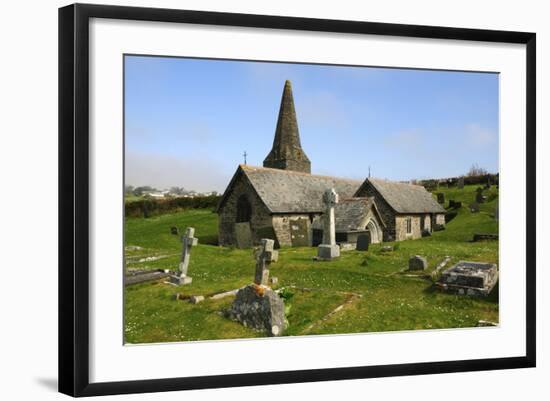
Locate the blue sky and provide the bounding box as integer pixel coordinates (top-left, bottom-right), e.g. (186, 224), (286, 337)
(125, 55), (499, 192)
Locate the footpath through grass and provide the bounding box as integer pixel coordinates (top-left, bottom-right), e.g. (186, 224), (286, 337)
(124, 184), (499, 343)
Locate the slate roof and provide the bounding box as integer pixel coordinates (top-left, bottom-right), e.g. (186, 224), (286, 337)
(311, 197), (382, 232)
(220, 165), (362, 214)
(333, 198), (375, 231)
(361, 178), (446, 214)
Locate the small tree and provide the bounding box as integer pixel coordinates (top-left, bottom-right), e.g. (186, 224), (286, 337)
(169, 186), (185, 195)
(124, 185), (135, 195)
(467, 163), (488, 177)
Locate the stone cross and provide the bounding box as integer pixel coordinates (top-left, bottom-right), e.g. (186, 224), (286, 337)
(322, 188), (339, 245)
(171, 227), (198, 285)
(254, 238), (278, 286)
(317, 188), (340, 260)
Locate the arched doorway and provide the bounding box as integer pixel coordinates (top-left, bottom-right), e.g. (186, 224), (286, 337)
(366, 218), (382, 244)
(236, 195), (252, 223)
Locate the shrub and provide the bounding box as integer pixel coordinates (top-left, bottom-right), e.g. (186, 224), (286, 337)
(125, 195), (222, 217)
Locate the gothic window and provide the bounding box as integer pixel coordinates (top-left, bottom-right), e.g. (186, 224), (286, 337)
(236, 195), (252, 223)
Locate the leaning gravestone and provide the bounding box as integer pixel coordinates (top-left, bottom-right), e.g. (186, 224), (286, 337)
(316, 188), (340, 260)
(409, 255), (428, 271)
(356, 233), (371, 251)
(234, 222), (253, 249)
(458, 177), (465, 189)
(254, 239), (279, 286)
(227, 238), (285, 336)
(436, 193), (445, 204)
(169, 227), (198, 285)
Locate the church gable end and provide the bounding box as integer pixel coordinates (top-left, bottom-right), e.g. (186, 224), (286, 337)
(217, 168), (273, 247)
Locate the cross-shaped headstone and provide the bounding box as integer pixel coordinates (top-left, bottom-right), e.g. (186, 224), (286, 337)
(316, 188), (341, 260)
(254, 238), (278, 286)
(322, 188), (339, 246)
(171, 227), (198, 285)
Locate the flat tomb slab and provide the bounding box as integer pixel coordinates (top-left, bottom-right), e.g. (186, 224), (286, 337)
(437, 261), (498, 296)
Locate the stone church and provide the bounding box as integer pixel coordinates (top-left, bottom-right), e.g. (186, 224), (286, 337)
(217, 80), (445, 248)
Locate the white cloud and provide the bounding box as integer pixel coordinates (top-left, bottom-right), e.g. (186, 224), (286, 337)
(125, 151), (231, 192)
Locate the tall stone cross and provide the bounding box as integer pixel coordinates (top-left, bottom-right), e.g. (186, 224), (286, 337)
(171, 227), (198, 285)
(317, 188), (340, 260)
(322, 188), (339, 245)
(254, 238), (278, 286)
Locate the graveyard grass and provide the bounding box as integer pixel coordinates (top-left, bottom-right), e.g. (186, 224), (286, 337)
(124, 184), (499, 343)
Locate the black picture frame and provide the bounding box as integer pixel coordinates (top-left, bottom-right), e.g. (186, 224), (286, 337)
(59, 3), (536, 397)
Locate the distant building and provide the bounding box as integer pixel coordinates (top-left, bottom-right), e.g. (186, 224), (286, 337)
(217, 80), (445, 248)
(145, 191), (167, 199)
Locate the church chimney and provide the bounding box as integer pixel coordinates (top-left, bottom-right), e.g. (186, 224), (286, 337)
(263, 80), (311, 173)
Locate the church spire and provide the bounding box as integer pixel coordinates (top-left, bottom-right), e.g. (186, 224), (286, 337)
(263, 80), (311, 174)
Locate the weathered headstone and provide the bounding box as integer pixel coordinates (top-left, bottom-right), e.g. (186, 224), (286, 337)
(254, 239), (278, 286)
(316, 188), (340, 260)
(227, 239), (285, 336)
(409, 255), (428, 271)
(226, 284), (286, 336)
(437, 261), (498, 296)
(356, 233), (370, 251)
(234, 222), (253, 248)
(436, 193), (445, 204)
(458, 177), (465, 189)
(290, 218), (309, 247)
(169, 227), (198, 285)
(170, 226), (179, 236)
(469, 202), (480, 213)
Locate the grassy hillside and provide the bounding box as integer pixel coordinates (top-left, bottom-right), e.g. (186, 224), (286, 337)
(124, 184), (499, 343)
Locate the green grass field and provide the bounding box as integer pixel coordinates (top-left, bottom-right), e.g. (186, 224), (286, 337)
(124, 184), (499, 343)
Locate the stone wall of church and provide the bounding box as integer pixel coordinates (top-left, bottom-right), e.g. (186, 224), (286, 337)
(218, 175), (273, 247)
(395, 215), (422, 241)
(272, 214), (314, 247)
(422, 214), (432, 232)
